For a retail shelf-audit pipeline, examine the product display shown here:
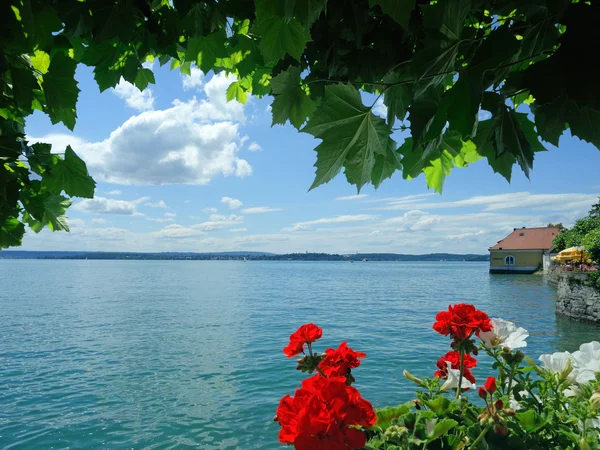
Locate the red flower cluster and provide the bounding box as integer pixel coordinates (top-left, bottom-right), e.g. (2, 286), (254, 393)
(276, 375), (376, 449)
(434, 351), (477, 383)
(319, 342), (366, 377)
(432, 303), (492, 341)
(284, 323), (323, 357)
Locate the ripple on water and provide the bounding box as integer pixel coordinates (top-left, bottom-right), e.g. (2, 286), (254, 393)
(1, 260), (598, 449)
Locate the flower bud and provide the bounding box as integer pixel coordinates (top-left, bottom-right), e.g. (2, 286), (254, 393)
(513, 350), (524, 365)
(590, 391), (600, 410)
(493, 423), (508, 436)
(495, 399), (504, 410)
(502, 408), (516, 416)
(478, 387), (487, 399)
(484, 377), (497, 395)
(403, 370), (426, 387)
(525, 356), (543, 374)
(579, 438), (592, 450)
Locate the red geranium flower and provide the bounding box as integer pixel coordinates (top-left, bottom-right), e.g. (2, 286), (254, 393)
(434, 351), (477, 383)
(432, 303), (492, 341)
(276, 375), (376, 449)
(283, 323), (323, 357)
(319, 342), (366, 377)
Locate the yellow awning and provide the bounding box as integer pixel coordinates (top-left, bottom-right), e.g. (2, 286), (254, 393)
(556, 246), (592, 263)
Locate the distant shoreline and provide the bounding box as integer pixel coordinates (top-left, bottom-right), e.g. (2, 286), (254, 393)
(0, 251), (490, 262)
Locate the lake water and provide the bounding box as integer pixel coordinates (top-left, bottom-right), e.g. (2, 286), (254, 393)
(1, 260), (598, 449)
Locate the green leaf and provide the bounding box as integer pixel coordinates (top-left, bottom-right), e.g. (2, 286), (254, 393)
(270, 66), (316, 129)
(424, 149), (454, 193)
(445, 77), (479, 137)
(515, 410), (548, 433)
(473, 119), (515, 182)
(134, 68), (155, 91)
(382, 71), (412, 126)
(43, 52), (80, 130)
(0, 217), (25, 249)
(422, 0), (471, 42)
(185, 30), (228, 73)
(254, 15), (310, 64)
(30, 50), (50, 74)
(293, 0), (327, 28)
(41, 195), (72, 232)
(11, 67), (39, 113)
(226, 81), (249, 103)
(42, 146), (96, 198)
(430, 418), (458, 440)
(369, 0), (416, 29)
(568, 103), (600, 150)
(371, 139), (402, 188)
(466, 27), (520, 86)
(374, 402), (413, 429)
(302, 84), (392, 191)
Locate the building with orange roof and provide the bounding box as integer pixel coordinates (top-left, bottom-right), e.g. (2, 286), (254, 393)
(489, 226), (561, 273)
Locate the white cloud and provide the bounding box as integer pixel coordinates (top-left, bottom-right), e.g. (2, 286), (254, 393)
(182, 66), (204, 91)
(146, 212), (177, 223)
(203, 207), (218, 214)
(248, 142), (262, 152)
(153, 224), (204, 239)
(112, 79), (155, 111)
(375, 192), (600, 213)
(31, 73), (251, 186)
(221, 196), (243, 210)
(241, 206), (282, 214)
(69, 218), (85, 228)
(372, 98), (387, 119)
(74, 196), (148, 215)
(335, 194), (368, 201)
(91, 218), (107, 224)
(230, 228), (248, 232)
(106, 190), (122, 196)
(190, 214), (244, 232)
(145, 200), (168, 208)
(283, 214), (376, 232)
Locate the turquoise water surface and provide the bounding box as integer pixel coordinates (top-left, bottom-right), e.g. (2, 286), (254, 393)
(1, 260), (598, 449)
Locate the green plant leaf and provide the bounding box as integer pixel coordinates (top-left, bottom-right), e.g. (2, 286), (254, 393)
(473, 119), (515, 182)
(293, 0), (327, 27)
(43, 52), (80, 130)
(42, 146), (96, 198)
(374, 402), (413, 429)
(134, 68), (155, 91)
(516, 410), (548, 433)
(226, 81), (250, 103)
(41, 195), (72, 232)
(185, 30), (228, 73)
(371, 139), (402, 188)
(302, 83), (391, 191)
(369, 0), (416, 29)
(568, 104), (600, 150)
(0, 217), (25, 249)
(382, 71), (412, 126)
(430, 418), (458, 439)
(10, 67), (39, 113)
(30, 50), (50, 74)
(254, 15), (310, 64)
(532, 98), (567, 146)
(270, 66), (316, 129)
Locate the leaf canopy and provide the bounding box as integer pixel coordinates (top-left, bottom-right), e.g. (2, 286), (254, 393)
(1, 0), (600, 249)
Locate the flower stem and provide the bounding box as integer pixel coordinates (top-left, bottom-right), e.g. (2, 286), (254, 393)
(506, 365), (516, 398)
(470, 424), (491, 448)
(457, 349), (465, 399)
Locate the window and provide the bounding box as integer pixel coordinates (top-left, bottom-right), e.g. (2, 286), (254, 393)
(505, 255), (515, 265)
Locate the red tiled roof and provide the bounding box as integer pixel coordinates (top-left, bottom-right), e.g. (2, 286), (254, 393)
(489, 227), (561, 251)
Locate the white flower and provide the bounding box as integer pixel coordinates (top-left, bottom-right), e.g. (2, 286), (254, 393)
(480, 318), (529, 350)
(539, 351), (580, 384)
(440, 362), (476, 392)
(572, 341), (600, 383)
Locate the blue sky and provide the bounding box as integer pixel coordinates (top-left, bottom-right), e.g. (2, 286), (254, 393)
(21, 63), (600, 254)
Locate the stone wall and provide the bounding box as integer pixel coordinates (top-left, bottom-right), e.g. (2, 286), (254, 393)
(548, 268), (600, 324)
